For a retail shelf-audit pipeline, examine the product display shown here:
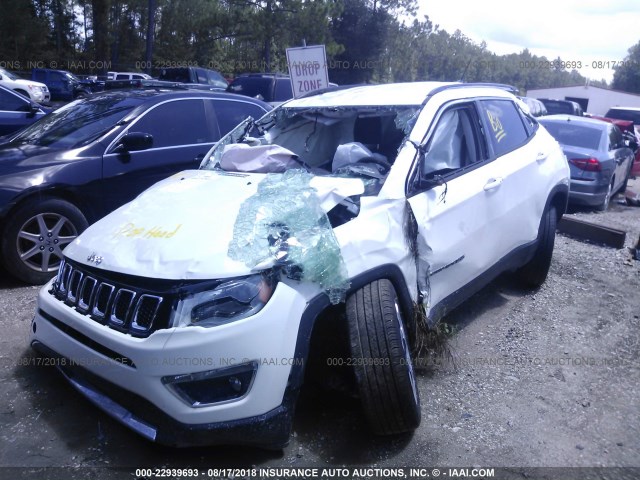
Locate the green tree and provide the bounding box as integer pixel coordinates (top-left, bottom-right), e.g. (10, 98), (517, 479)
(329, 0), (395, 84)
(612, 41), (640, 93)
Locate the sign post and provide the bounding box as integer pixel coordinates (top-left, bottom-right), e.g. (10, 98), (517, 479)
(286, 45), (330, 98)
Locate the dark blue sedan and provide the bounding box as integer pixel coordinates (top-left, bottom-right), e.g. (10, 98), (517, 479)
(539, 115), (634, 211)
(0, 84), (49, 136)
(0, 88), (271, 284)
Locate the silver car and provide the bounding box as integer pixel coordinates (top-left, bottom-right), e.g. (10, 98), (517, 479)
(540, 115), (634, 210)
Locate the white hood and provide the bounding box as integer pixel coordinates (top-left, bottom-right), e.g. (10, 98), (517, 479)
(64, 170), (364, 279)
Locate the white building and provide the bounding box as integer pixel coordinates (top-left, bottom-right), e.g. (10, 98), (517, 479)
(526, 84), (640, 116)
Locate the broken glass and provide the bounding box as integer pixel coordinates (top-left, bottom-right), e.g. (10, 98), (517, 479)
(228, 169), (350, 304)
(200, 117), (255, 169)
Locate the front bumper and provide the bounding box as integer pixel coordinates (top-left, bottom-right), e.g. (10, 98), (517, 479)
(31, 340), (293, 448)
(30, 279), (309, 447)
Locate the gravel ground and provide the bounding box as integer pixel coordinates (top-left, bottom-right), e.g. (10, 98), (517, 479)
(0, 181), (639, 480)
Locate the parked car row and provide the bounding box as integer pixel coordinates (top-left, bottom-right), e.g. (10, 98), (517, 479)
(0, 88), (271, 284)
(0, 67), (50, 104)
(1, 66), (334, 108)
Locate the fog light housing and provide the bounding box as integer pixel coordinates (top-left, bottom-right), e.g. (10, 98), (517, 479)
(162, 362), (258, 407)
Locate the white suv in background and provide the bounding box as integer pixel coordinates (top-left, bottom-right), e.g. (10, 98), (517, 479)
(112, 72), (153, 81)
(30, 82), (569, 448)
(0, 67), (50, 104)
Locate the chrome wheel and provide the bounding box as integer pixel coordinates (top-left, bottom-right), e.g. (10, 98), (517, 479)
(16, 212), (78, 273)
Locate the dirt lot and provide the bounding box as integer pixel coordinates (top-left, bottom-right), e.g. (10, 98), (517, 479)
(0, 182), (639, 480)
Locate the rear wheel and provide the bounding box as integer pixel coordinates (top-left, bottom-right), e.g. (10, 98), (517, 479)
(1, 198), (88, 284)
(516, 206), (557, 288)
(619, 162), (633, 194)
(596, 179), (614, 212)
(346, 279), (421, 435)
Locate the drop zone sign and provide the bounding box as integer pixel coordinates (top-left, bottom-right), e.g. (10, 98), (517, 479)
(286, 45), (330, 98)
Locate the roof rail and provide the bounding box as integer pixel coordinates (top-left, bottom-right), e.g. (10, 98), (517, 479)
(427, 82), (518, 97)
(104, 79), (189, 91)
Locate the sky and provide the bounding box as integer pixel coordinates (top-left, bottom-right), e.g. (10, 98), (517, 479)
(417, 0), (640, 83)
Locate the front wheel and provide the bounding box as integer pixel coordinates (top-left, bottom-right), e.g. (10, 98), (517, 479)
(515, 206), (557, 288)
(346, 279), (421, 435)
(1, 198), (88, 284)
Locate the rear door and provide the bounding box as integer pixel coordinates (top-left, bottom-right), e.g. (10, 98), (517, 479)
(101, 98), (219, 212)
(476, 99), (546, 249)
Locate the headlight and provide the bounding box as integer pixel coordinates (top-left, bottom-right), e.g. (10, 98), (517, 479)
(172, 273), (277, 328)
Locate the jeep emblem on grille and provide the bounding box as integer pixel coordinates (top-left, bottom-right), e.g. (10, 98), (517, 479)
(87, 253), (103, 266)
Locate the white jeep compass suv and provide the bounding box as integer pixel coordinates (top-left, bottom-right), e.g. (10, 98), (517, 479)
(30, 82), (569, 447)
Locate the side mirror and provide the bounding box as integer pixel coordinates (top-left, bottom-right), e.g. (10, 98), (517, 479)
(113, 132), (153, 153)
(26, 103), (40, 118)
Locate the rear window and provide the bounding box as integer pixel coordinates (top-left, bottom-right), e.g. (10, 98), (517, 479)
(227, 77), (273, 101)
(541, 122), (603, 150)
(274, 79), (293, 102)
(206, 70), (228, 89)
(541, 100), (574, 115)
(158, 68), (191, 83)
(605, 108), (640, 125)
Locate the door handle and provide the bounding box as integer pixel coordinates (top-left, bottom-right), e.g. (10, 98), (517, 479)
(536, 152), (548, 163)
(483, 177), (503, 191)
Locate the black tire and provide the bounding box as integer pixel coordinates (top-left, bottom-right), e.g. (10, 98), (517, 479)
(75, 91), (89, 99)
(596, 179), (614, 212)
(345, 279), (421, 435)
(516, 206), (557, 288)
(619, 162), (633, 194)
(1, 198), (88, 284)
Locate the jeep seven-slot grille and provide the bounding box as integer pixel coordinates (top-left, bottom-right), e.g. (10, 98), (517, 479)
(50, 259), (179, 337)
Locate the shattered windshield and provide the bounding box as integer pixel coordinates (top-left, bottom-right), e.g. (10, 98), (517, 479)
(200, 105), (420, 180)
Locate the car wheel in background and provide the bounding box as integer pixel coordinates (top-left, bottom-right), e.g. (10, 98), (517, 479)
(346, 279), (421, 435)
(596, 179), (614, 212)
(619, 162), (633, 194)
(516, 206), (557, 288)
(1, 198), (88, 284)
